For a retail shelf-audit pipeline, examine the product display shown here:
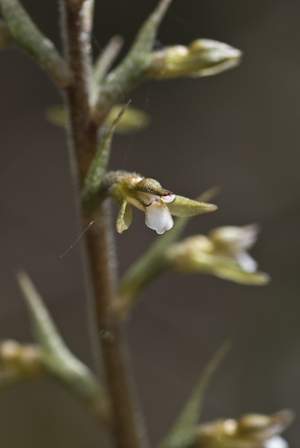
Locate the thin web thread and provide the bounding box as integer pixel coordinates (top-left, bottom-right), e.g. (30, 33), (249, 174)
(59, 220), (95, 258)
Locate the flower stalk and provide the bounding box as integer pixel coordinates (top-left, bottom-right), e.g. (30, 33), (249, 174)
(60, 2), (145, 448)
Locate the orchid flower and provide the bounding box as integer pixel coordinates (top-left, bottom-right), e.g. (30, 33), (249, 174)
(110, 172), (217, 234)
(167, 224), (269, 285)
(195, 410), (293, 448)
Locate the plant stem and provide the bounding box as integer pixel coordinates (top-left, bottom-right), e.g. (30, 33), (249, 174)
(61, 0), (98, 181)
(85, 204), (143, 448)
(60, 2), (143, 448)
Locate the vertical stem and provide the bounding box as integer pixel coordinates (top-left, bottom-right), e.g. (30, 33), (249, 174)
(61, 0), (98, 181)
(85, 204), (143, 448)
(60, 2), (144, 448)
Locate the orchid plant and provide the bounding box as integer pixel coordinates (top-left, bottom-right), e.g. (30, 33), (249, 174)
(0, 0), (294, 447)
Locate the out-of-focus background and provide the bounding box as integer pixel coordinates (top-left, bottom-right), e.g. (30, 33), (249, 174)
(1, 0), (300, 446)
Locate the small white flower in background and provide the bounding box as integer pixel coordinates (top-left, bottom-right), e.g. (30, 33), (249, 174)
(110, 172), (217, 234)
(265, 436), (288, 448)
(208, 224), (260, 273)
(167, 223), (269, 285)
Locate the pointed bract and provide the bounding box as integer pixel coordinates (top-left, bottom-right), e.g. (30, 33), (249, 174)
(159, 342), (231, 448)
(16, 272), (109, 425)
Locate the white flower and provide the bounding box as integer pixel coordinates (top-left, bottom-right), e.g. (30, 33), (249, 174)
(144, 196), (175, 234)
(124, 178), (176, 234)
(265, 436), (288, 448)
(168, 224), (270, 285)
(208, 224), (260, 273)
(112, 173), (217, 234)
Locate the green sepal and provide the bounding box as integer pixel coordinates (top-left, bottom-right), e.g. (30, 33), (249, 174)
(179, 251), (270, 286)
(116, 200), (133, 234)
(167, 195), (217, 217)
(207, 258), (270, 285)
(134, 178), (172, 196)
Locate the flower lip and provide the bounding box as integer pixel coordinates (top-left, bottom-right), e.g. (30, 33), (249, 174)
(145, 200), (174, 234)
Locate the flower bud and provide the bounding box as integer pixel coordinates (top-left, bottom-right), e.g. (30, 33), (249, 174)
(0, 339), (44, 378)
(149, 39), (242, 79)
(195, 410), (294, 448)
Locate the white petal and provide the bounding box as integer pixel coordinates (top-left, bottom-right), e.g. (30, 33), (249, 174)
(209, 224), (260, 251)
(145, 200), (174, 234)
(161, 193), (176, 204)
(235, 251), (258, 273)
(265, 436), (288, 448)
(238, 224), (261, 250)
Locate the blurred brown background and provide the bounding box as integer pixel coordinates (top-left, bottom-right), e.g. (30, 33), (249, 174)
(1, 0), (300, 446)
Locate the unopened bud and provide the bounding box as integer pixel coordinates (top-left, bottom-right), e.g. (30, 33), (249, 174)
(0, 339), (44, 378)
(149, 39), (242, 79)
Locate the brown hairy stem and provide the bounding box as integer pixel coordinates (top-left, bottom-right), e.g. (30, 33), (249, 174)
(60, 1), (143, 448)
(85, 204), (143, 448)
